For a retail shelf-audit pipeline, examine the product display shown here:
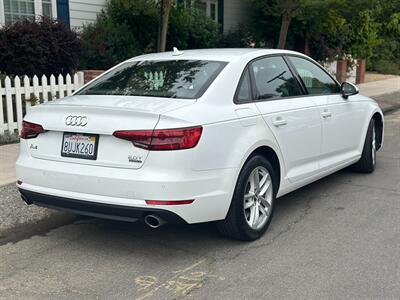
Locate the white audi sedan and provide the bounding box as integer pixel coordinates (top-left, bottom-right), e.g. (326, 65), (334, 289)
(16, 49), (383, 240)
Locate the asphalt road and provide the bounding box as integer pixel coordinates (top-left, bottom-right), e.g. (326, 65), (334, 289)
(1, 109), (399, 299)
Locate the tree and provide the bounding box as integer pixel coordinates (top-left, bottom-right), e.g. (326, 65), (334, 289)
(79, 18), (141, 70)
(296, 0), (350, 60)
(250, 0), (302, 49)
(276, 0), (302, 48)
(169, 6), (220, 49)
(159, 0), (174, 52)
(248, 0), (400, 74)
(79, 0), (220, 69)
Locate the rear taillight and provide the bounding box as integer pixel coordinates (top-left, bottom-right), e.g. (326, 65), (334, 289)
(113, 126), (203, 151)
(20, 121), (45, 139)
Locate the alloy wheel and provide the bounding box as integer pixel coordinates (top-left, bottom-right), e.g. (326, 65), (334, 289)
(243, 166), (273, 230)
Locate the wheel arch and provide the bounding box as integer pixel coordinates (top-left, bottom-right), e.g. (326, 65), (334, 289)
(246, 145), (282, 192)
(372, 112), (383, 150)
(219, 143), (283, 232)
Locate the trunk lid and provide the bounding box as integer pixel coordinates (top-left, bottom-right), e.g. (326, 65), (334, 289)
(25, 95), (194, 169)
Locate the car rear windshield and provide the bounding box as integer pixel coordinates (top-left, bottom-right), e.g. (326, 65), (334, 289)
(77, 60), (227, 99)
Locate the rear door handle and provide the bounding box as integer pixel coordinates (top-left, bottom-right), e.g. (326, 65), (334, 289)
(321, 110), (332, 118)
(273, 117), (287, 127)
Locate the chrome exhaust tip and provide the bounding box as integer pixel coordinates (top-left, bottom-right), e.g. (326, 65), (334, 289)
(144, 215), (165, 228)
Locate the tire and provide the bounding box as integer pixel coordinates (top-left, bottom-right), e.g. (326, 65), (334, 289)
(217, 155), (277, 241)
(351, 118), (376, 173)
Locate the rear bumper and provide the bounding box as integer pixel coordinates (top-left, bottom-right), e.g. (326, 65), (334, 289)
(16, 151), (239, 223)
(19, 188), (186, 224)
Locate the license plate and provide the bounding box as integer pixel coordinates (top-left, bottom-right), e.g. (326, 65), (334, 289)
(61, 132), (99, 160)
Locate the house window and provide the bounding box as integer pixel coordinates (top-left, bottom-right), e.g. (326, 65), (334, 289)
(4, 0), (35, 24)
(202, 0), (218, 22)
(210, 2), (216, 21)
(183, 0), (218, 22)
(42, 0), (53, 17)
(1, 0), (55, 25)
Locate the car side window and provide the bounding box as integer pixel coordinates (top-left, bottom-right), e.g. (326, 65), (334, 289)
(289, 56), (340, 95)
(236, 69), (252, 103)
(250, 56), (303, 100)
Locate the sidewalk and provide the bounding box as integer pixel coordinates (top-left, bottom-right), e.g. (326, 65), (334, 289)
(0, 77), (399, 187)
(359, 77), (400, 113)
(358, 77), (400, 97)
(0, 143), (19, 187)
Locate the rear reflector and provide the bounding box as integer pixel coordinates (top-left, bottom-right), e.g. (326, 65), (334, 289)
(20, 121), (45, 139)
(113, 126), (202, 151)
(146, 200), (194, 206)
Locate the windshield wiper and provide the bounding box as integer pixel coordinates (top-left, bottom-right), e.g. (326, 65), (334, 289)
(267, 71), (287, 83)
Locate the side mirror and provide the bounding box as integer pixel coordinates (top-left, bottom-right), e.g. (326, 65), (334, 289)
(341, 82), (359, 99)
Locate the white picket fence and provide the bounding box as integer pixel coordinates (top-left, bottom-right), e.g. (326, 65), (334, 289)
(0, 72), (84, 135)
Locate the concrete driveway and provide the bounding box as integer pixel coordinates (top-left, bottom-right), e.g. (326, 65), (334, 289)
(0, 109), (399, 299)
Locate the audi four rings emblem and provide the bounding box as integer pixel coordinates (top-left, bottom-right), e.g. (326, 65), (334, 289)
(65, 115), (88, 127)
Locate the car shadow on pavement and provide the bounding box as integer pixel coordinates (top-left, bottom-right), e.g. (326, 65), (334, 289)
(4, 166), (375, 265)
(42, 167), (365, 259)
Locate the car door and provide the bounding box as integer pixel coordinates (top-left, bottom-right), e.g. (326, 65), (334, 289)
(249, 55), (322, 183)
(287, 56), (365, 170)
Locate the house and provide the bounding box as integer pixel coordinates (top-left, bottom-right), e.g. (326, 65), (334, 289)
(0, 0), (250, 32)
(0, 0), (107, 30)
(179, 0), (251, 32)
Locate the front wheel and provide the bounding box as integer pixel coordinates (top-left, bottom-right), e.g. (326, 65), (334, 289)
(217, 155), (277, 241)
(351, 118), (377, 173)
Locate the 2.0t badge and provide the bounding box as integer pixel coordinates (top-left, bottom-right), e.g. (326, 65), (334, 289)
(128, 155), (143, 163)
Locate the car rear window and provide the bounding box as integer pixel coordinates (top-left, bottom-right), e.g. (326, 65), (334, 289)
(77, 60), (227, 99)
